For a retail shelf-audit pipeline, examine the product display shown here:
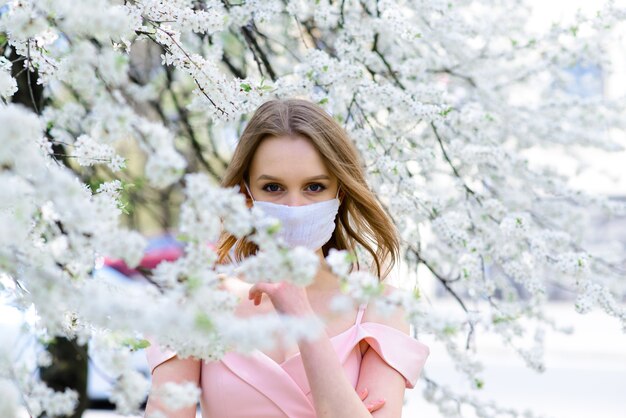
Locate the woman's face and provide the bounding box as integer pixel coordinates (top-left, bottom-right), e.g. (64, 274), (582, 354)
(245, 135), (340, 207)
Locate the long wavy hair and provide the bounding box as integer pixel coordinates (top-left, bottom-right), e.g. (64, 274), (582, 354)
(215, 98), (399, 280)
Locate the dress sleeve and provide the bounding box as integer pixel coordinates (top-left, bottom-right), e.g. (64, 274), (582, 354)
(358, 322), (430, 389)
(145, 335), (178, 375)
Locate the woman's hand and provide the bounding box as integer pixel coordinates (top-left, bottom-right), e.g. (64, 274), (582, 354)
(358, 387), (386, 413)
(248, 280), (314, 317)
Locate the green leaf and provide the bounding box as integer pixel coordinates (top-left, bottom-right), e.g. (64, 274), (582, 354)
(492, 314), (517, 324)
(267, 222), (281, 235)
(318, 97), (328, 105)
(439, 107), (453, 117)
(339, 280), (349, 293)
(176, 233), (192, 242)
(442, 325), (456, 335)
(187, 276), (202, 290)
(122, 338), (151, 351)
(115, 54), (128, 70)
(88, 179), (105, 192)
(119, 202), (131, 215)
(196, 312), (214, 331)
(240, 83), (252, 92)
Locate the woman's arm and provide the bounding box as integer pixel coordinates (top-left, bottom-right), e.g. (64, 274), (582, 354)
(300, 287), (414, 418)
(298, 332), (379, 418)
(352, 302), (413, 418)
(144, 356), (201, 418)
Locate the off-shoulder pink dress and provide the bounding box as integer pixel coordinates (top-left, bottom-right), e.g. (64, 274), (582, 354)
(145, 303), (430, 418)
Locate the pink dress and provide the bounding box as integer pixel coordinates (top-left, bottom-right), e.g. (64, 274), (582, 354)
(145, 303), (430, 417)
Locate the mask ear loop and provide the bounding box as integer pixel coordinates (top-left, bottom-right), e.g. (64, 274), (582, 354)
(244, 182), (255, 202)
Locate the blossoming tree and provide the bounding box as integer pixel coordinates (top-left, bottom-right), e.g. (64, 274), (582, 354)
(0, 0), (625, 416)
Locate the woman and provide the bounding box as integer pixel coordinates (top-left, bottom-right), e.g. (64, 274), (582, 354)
(144, 98), (429, 418)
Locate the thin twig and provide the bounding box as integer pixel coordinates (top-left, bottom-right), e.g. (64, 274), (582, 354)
(240, 23), (277, 81)
(431, 122), (479, 199)
(372, 33), (405, 89)
(163, 65), (222, 178)
(147, 22), (231, 117)
(26, 40), (39, 114)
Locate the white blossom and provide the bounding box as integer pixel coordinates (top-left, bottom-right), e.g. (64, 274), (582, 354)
(151, 381), (200, 412)
(326, 248), (353, 278)
(110, 370), (150, 415)
(0, 57), (18, 99)
(0, 379), (20, 418)
(72, 134), (117, 167)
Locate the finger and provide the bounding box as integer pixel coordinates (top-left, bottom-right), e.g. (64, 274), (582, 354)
(249, 284), (263, 302)
(249, 289), (260, 304)
(249, 282), (272, 296)
(248, 286), (261, 305)
(365, 399), (385, 413)
(357, 387), (368, 401)
(248, 283), (260, 299)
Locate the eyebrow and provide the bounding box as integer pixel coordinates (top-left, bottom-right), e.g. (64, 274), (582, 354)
(257, 174), (330, 181)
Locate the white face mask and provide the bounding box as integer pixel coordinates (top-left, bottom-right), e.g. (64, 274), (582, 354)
(244, 182), (341, 251)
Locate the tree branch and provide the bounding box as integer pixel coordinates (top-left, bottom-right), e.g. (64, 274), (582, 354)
(372, 33), (405, 90)
(240, 23), (277, 81)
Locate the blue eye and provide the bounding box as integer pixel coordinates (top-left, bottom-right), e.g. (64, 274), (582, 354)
(261, 183), (327, 193)
(307, 183), (326, 192)
(262, 183), (282, 192)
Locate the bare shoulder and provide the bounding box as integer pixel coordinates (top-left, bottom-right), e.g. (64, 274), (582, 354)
(220, 275), (251, 296)
(360, 282), (411, 335)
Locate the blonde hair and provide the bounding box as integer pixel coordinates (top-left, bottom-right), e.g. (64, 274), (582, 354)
(216, 98), (399, 280)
